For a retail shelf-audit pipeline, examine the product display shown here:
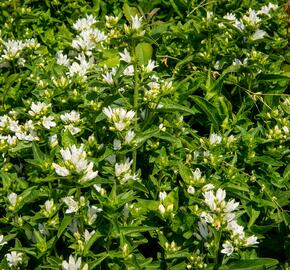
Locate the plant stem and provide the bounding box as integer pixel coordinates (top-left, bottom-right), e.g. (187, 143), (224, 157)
(132, 42), (139, 173)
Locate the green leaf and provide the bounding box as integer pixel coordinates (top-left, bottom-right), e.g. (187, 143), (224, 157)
(61, 130), (77, 147)
(57, 215), (73, 238)
(123, 2), (139, 22)
(83, 231), (103, 255)
(158, 98), (199, 115)
(224, 258), (279, 270)
(250, 156), (284, 167)
(190, 95), (221, 131)
(32, 142), (45, 162)
(178, 162), (193, 185)
(135, 43), (153, 65)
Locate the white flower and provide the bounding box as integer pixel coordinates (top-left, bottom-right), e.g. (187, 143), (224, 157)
(84, 229), (95, 243)
(131, 15), (142, 30)
(1, 39), (25, 60)
(87, 205), (102, 225)
(102, 68), (117, 85)
(158, 204), (166, 215)
(123, 65), (134, 76)
(93, 184), (102, 193)
(64, 124), (81, 135)
(73, 14), (96, 31)
(243, 9), (261, 26)
(119, 49), (131, 63)
(63, 196), (79, 214)
(42, 116), (56, 129)
(227, 220), (244, 236)
(80, 162), (98, 183)
(62, 255), (82, 270)
(103, 107), (135, 131)
(192, 168), (202, 181)
(202, 184), (215, 192)
(115, 158), (132, 178)
(225, 199), (239, 213)
(223, 13), (236, 21)
(258, 3), (278, 16)
(159, 191), (167, 201)
(0, 235), (7, 246)
(198, 221), (212, 239)
(245, 235), (258, 246)
(252, 29), (267, 40)
(8, 192), (18, 207)
(6, 251), (23, 267)
(61, 111), (80, 123)
(29, 102), (49, 116)
(113, 139), (122, 150)
(124, 130), (135, 144)
(200, 211), (214, 224)
(221, 241), (234, 256)
(209, 133), (222, 145)
(53, 163), (70, 177)
(56, 51), (70, 67)
(143, 59), (158, 73)
(187, 185), (195, 195)
(44, 199), (55, 215)
(49, 134), (58, 147)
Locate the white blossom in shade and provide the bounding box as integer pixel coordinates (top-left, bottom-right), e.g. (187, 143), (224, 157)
(209, 133), (222, 145)
(258, 3), (278, 15)
(49, 134), (58, 148)
(131, 15), (142, 30)
(73, 14), (97, 31)
(102, 68), (117, 85)
(0, 235), (7, 246)
(192, 168), (202, 181)
(244, 235), (259, 246)
(64, 124), (81, 135)
(123, 65), (134, 76)
(187, 185), (195, 195)
(84, 229), (95, 243)
(119, 49), (131, 63)
(63, 196), (79, 214)
(38, 223), (49, 236)
(28, 102), (50, 116)
(56, 51), (70, 67)
(243, 9), (261, 26)
(159, 191), (167, 201)
(202, 184), (215, 192)
(1, 39), (25, 60)
(198, 221), (212, 239)
(60, 111), (80, 123)
(158, 204), (166, 215)
(223, 12), (236, 21)
(87, 205), (102, 225)
(62, 255), (82, 270)
(113, 139), (122, 150)
(7, 192), (18, 207)
(42, 115), (56, 129)
(221, 241), (234, 256)
(6, 251), (23, 267)
(252, 29), (267, 40)
(67, 219), (78, 234)
(44, 199), (55, 215)
(105, 154), (116, 164)
(234, 20), (245, 31)
(200, 211), (214, 224)
(124, 130), (135, 144)
(143, 59), (158, 73)
(52, 163), (70, 177)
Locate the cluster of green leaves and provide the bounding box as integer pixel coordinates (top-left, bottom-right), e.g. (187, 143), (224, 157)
(0, 0), (289, 269)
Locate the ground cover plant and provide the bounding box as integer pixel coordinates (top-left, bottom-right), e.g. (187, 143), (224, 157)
(0, 0), (289, 269)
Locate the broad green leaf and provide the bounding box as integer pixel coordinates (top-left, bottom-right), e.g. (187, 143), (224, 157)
(57, 215), (73, 238)
(123, 2), (139, 22)
(135, 43), (153, 65)
(61, 130), (77, 147)
(191, 95), (221, 131)
(224, 258), (279, 270)
(178, 162), (193, 185)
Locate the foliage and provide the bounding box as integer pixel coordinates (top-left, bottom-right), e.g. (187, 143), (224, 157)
(0, 0), (289, 269)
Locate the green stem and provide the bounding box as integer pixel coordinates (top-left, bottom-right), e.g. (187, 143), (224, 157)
(132, 42), (139, 173)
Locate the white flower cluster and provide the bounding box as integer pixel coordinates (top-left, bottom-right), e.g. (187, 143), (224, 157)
(52, 144), (98, 183)
(60, 110), (81, 135)
(0, 112), (39, 150)
(223, 3), (277, 42)
(56, 15), (107, 81)
(103, 106), (135, 132)
(0, 38), (39, 61)
(115, 158), (138, 183)
(124, 15), (145, 36)
(200, 188), (258, 256)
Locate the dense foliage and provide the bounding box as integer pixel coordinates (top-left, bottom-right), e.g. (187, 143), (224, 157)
(0, 0), (289, 269)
